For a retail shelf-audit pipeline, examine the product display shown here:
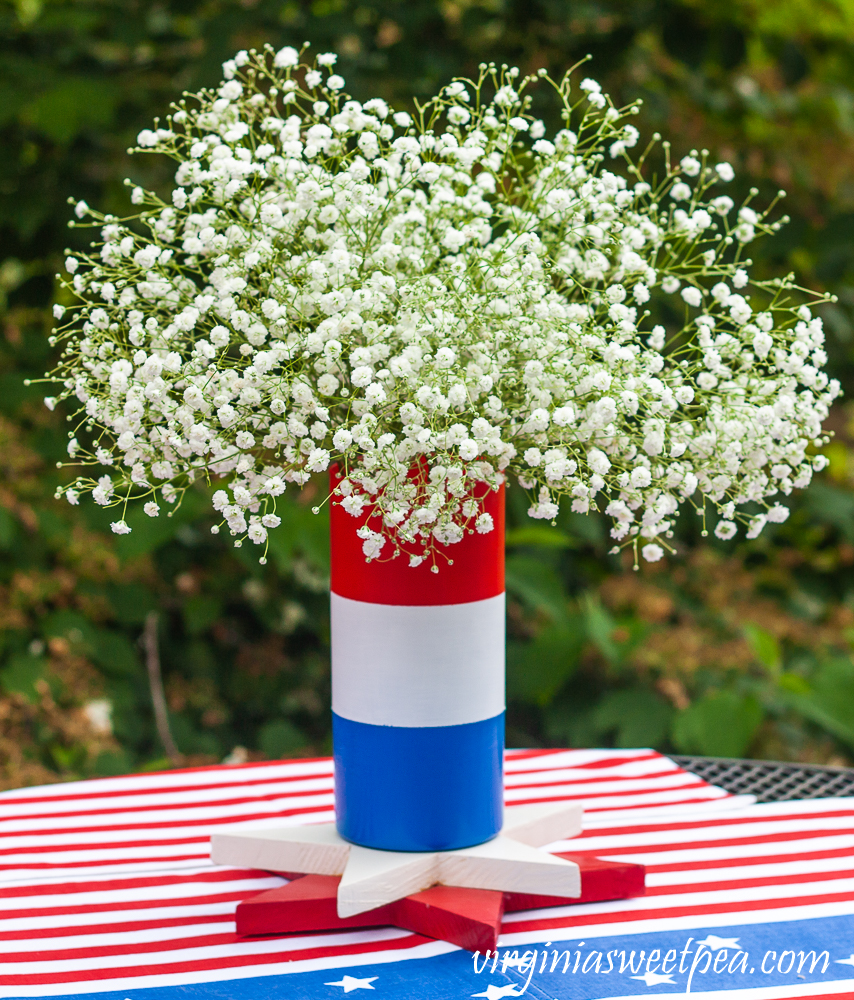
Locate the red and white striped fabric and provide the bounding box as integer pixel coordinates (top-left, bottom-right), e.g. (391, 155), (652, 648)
(508, 795), (854, 940)
(4, 750), (854, 999)
(0, 748), (745, 884)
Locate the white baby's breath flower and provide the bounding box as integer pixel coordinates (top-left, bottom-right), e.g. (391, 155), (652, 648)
(307, 448), (331, 472)
(475, 512), (494, 533)
(248, 521), (267, 544)
(680, 155), (701, 176)
(459, 440), (479, 461)
(767, 503), (790, 523)
(274, 46), (299, 68)
(746, 514), (767, 539)
(641, 543), (664, 562)
(532, 139), (555, 156)
(111, 520), (132, 535)
(448, 107), (470, 125)
(48, 48), (837, 567)
(631, 467), (652, 489)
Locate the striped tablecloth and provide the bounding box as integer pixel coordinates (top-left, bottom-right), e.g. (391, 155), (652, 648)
(3, 748), (854, 999)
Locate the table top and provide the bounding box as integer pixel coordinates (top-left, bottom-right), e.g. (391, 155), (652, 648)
(3, 748), (854, 1000)
(672, 754), (854, 802)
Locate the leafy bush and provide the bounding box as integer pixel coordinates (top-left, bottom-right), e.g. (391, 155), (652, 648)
(4, 0), (854, 786)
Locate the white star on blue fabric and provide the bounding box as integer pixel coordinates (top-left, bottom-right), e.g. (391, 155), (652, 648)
(325, 974), (378, 992)
(470, 985), (524, 999)
(836, 955), (854, 966)
(696, 935), (741, 951)
(631, 971), (677, 986)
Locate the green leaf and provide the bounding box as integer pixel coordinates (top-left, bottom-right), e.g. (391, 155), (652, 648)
(750, 0), (854, 39)
(183, 596), (223, 636)
(140, 757), (174, 772)
(91, 749), (133, 777)
(41, 610), (98, 655)
(112, 490), (209, 559)
(258, 719), (308, 759)
(49, 743), (86, 773)
(106, 584), (157, 626)
(507, 614), (584, 706)
(781, 657), (854, 751)
(785, 694), (854, 750)
(0, 507), (16, 549)
(169, 714), (223, 757)
(505, 525), (576, 549)
(505, 555), (567, 619)
(582, 593), (620, 664)
(744, 623), (781, 674)
(804, 483), (854, 543)
(562, 511), (605, 546)
(672, 691), (763, 757)
(778, 672), (811, 695)
(0, 82), (28, 129)
(20, 78), (118, 144)
(0, 653), (46, 701)
(93, 631), (139, 678)
(592, 688), (675, 749)
(14, 0), (43, 28)
(266, 497), (330, 573)
(544, 701), (602, 748)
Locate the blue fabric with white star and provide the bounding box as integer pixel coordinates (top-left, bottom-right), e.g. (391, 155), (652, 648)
(35, 914), (854, 999)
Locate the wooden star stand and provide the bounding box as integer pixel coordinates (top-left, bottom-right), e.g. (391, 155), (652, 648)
(212, 802), (645, 951)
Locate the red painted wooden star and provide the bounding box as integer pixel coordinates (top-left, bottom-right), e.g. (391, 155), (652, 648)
(233, 854), (644, 952)
(213, 801), (645, 951)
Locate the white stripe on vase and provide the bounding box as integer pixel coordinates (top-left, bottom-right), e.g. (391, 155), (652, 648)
(330, 592), (506, 728)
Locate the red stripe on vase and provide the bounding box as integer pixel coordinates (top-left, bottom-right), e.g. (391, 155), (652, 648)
(329, 466), (504, 605)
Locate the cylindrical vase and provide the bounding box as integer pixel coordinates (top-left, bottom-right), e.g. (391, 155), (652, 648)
(329, 472), (505, 852)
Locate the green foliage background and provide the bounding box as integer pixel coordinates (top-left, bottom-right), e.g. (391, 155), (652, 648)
(4, 0), (854, 784)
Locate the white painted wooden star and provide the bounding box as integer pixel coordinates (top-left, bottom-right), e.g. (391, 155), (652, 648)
(211, 801), (583, 918)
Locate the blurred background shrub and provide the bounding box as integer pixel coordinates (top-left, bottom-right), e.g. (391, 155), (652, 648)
(3, 0), (854, 786)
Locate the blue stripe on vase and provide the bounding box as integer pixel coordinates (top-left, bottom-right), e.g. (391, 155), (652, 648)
(332, 712), (504, 852)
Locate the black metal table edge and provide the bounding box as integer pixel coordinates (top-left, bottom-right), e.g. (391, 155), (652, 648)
(670, 754), (854, 802)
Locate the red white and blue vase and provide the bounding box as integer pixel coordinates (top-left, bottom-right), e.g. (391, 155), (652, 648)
(329, 472), (505, 852)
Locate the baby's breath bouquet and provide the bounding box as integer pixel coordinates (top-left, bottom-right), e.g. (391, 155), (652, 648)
(47, 44), (839, 566)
